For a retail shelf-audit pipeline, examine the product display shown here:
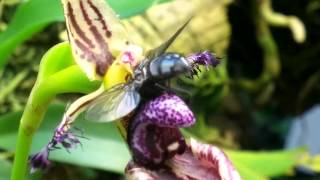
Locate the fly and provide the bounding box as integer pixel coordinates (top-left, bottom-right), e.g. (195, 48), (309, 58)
(85, 19), (217, 122)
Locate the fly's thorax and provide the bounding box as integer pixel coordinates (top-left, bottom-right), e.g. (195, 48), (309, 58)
(148, 53), (190, 80)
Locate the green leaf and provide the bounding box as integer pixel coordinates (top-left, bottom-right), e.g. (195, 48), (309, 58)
(0, 0), (172, 69)
(226, 148), (305, 179)
(0, 155), (43, 180)
(0, 159), (12, 180)
(231, 161), (268, 180)
(109, 0), (171, 18)
(0, 0), (63, 69)
(0, 104), (131, 174)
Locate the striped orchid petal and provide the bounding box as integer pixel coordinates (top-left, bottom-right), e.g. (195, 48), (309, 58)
(61, 0), (143, 80)
(169, 139), (242, 180)
(125, 139), (242, 180)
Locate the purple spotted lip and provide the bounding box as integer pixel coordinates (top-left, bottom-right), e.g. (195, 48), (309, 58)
(128, 93), (195, 167)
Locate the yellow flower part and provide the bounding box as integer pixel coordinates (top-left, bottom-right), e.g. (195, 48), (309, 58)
(103, 59), (131, 89)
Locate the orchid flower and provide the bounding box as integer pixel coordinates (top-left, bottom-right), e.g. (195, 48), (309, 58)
(126, 139), (241, 180)
(28, 0), (240, 179)
(125, 92), (241, 180)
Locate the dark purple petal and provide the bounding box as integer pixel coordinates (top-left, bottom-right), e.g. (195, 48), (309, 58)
(125, 160), (180, 180)
(129, 123), (186, 168)
(132, 93), (195, 128)
(29, 148), (51, 173)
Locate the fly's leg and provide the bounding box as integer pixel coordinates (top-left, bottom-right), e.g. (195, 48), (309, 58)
(41, 86), (104, 151)
(154, 81), (192, 99)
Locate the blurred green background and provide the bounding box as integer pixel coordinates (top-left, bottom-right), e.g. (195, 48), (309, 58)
(1, 0), (320, 179)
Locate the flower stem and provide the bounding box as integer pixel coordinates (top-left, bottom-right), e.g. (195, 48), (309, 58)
(11, 83), (52, 180)
(10, 42), (99, 179)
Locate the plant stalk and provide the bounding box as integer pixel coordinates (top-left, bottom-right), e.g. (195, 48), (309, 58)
(11, 83), (53, 180)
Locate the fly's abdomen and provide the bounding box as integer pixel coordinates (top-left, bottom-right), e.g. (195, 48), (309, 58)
(148, 53), (190, 80)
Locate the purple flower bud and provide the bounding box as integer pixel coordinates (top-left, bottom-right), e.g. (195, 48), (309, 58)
(29, 148), (51, 173)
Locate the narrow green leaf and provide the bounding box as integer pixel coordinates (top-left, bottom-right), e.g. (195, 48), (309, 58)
(0, 159), (12, 180)
(226, 148), (305, 178)
(0, 156), (44, 180)
(0, 0), (63, 68)
(0, 104), (131, 173)
(0, 0), (172, 69)
(110, 0), (171, 18)
(231, 160), (268, 180)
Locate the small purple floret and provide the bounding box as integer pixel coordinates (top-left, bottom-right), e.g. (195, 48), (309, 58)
(187, 51), (220, 68)
(29, 148), (51, 173)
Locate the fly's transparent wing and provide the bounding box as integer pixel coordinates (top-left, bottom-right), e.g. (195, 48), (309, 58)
(85, 84), (141, 122)
(145, 18), (192, 60)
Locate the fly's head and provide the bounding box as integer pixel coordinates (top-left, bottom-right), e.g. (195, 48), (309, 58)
(132, 61), (148, 89)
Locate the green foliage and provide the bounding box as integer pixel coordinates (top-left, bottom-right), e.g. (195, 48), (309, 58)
(0, 158), (39, 180)
(0, 159), (12, 180)
(0, 0), (62, 69)
(226, 148), (305, 179)
(0, 0), (171, 69)
(0, 104), (130, 174)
